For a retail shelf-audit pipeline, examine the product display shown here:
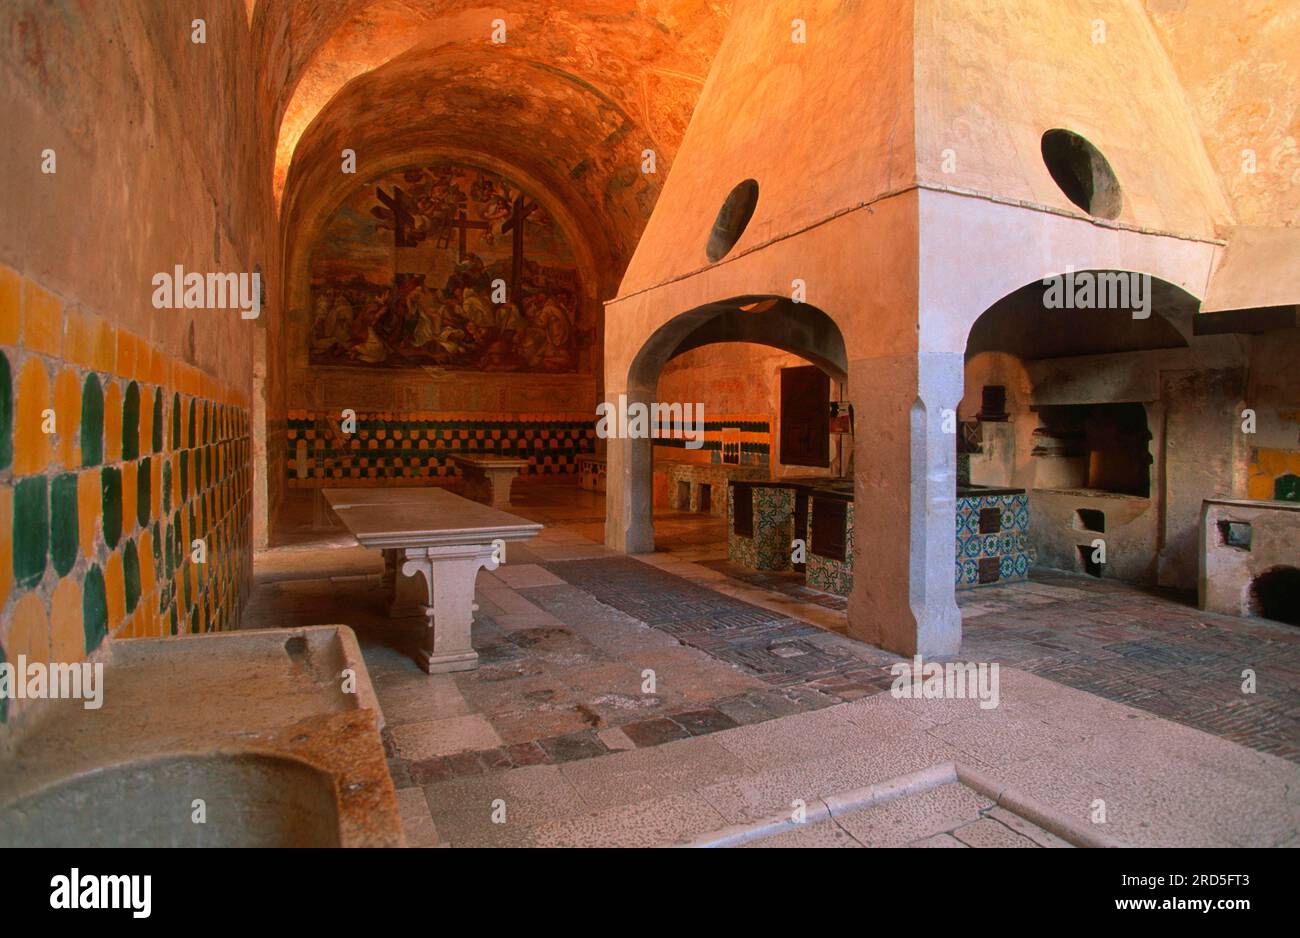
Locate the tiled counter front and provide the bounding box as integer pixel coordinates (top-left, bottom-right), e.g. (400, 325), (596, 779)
(2, 272), (253, 731)
(956, 490), (1031, 588)
(728, 484), (795, 571)
(807, 498), (855, 597)
(287, 411), (595, 486)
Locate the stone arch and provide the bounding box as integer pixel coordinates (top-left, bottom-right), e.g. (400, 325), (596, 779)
(607, 296), (849, 555)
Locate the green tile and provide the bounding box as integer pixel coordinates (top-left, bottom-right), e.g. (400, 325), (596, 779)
(13, 476), (49, 589)
(123, 539), (141, 614)
(1276, 473), (1300, 502)
(187, 399), (196, 448)
(152, 389), (163, 453)
(81, 374), (104, 467)
(180, 450), (189, 502)
(50, 472), (78, 577)
(82, 564), (108, 652)
(164, 517), (175, 577)
(169, 605), (178, 636)
(151, 520), (161, 562)
(136, 456), (151, 527)
(170, 393), (181, 449)
(0, 351), (12, 471)
(162, 458), (172, 514)
(101, 466), (122, 549)
(189, 606), (200, 635)
(122, 381), (140, 460)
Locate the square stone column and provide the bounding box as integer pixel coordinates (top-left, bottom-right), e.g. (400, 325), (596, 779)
(603, 387), (656, 554)
(847, 352), (963, 657)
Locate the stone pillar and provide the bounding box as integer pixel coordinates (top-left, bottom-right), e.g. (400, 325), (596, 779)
(847, 352), (963, 657)
(604, 386), (656, 554)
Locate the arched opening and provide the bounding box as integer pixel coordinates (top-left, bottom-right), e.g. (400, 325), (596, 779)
(610, 298), (849, 562)
(958, 271), (1209, 589)
(1250, 566), (1300, 626)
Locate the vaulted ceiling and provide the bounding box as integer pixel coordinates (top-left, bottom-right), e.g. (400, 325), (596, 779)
(254, 0), (732, 277)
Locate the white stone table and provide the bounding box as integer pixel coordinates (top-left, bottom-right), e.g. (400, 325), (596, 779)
(323, 488), (542, 673)
(451, 455), (531, 508)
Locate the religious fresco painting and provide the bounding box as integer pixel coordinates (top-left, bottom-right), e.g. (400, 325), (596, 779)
(309, 163), (583, 372)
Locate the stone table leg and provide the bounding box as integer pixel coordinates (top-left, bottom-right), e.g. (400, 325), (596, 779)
(386, 548), (428, 617)
(401, 543), (500, 673)
(484, 468), (518, 508)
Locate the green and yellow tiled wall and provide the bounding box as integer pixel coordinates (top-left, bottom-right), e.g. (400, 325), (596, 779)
(1247, 445), (1300, 502)
(652, 413), (771, 466)
(286, 410), (596, 486)
(1, 265), (253, 727)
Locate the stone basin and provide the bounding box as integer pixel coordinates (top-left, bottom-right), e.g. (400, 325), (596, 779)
(0, 626), (404, 848)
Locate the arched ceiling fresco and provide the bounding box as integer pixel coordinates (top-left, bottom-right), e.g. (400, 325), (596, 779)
(257, 0), (732, 278)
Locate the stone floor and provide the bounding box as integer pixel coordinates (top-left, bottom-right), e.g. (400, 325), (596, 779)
(246, 483), (1300, 847)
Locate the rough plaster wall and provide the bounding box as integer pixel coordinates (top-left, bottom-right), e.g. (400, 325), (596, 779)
(914, 0), (1231, 237)
(1146, 0), (1300, 230)
(0, 0), (268, 385)
(617, 0), (916, 296)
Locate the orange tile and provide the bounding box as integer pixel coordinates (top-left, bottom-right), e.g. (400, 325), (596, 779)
(7, 592), (51, 662)
(139, 385), (154, 457)
(122, 461), (137, 538)
(0, 487), (12, 609)
(53, 365), (81, 468)
(21, 280), (63, 357)
(49, 575), (84, 663)
(105, 550), (126, 635)
(103, 380), (123, 463)
(0, 264), (20, 346)
(91, 316), (115, 373)
(78, 469), (100, 556)
(64, 307), (91, 368)
(14, 356), (53, 474)
(135, 340), (151, 383)
(115, 329), (136, 380)
(150, 346), (167, 385)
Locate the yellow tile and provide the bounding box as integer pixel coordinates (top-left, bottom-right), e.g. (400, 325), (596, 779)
(14, 357), (53, 474)
(78, 469), (99, 557)
(7, 592), (51, 662)
(53, 365), (81, 468)
(104, 380), (122, 463)
(0, 264), (20, 346)
(49, 575), (84, 663)
(21, 280), (63, 357)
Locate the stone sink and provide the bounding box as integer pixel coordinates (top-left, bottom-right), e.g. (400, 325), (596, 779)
(0, 626), (404, 848)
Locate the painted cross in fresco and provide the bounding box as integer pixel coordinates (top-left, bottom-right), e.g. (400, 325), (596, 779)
(375, 185), (418, 247)
(434, 211), (491, 261)
(501, 194), (537, 300)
